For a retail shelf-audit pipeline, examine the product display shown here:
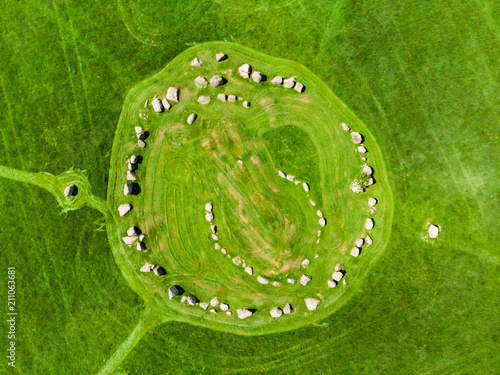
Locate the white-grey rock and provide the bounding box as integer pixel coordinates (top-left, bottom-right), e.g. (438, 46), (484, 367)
(192, 58), (203, 66)
(257, 276), (269, 284)
(332, 271), (344, 281)
(168, 285), (180, 299)
(153, 266), (166, 277)
(162, 98), (172, 110)
(210, 225), (217, 234)
(205, 203), (213, 212)
(278, 170), (287, 178)
(221, 248), (227, 254)
(365, 235), (373, 245)
(287, 278), (295, 284)
(186, 295), (198, 305)
(210, 75), (225, 88)
(181, 296), (187, 303)
(127, 227), (140, 236)
(200, 302), (209, 310)
(205, 213), (214, 222)
(215, 243), (221, 250)
(272, 281), (281, 287)
(232, 257), (242, 266)
(302, 258), (310, 268)
(238, 64), (252, 78)
(351, 132), (363, 144)
(294, 180), (301, 185)
(244, 266), (253, 275)
(283, 303), (293, 314)
(135, 126), (143, 134)
(166, 87), (179, 102)
(130, 155), (139, 164)
(335, 263), (342, 271)
(294, 82), (305, 93)
(140, 262), (152, 272)
(303, 182), (310, 192)
(365, 218), (374, 230)
(319, 218), (327, 227)
(363, 165), (373, 176)
(366, 177), (375, 186)
(216, 52), (227, 62)
(118, 204), (132, 216)
(237, 308), (253, 319)
(187, 114), (197, 124)
(358, 146), (367, 153)
(271, 76), (283, 85)
(198, 95), (211, 105)
(310, 200), (316, 206)
(343, 278), (347, 286)
(341, 123), (351, 131)
(328, 279), (337, 288)
(226, 311), (233, 316)
(300, 274), (312, 285)
(228, 95), (237, 102)
(243, 101), (251, 108)
(368, 197), (377, 207)
(210, 297), (220, 307)
(286, 175), (295, 181)
(429, 225), (440, 238)
(220, 303), (229, 311)
(138, 140), (146, 148)
(210, 308), (218, 313)
(128, 161), (138, 171)
(127, 171), (137, 181)
(123, 183), (134, 196)
(212, 234), (219, 241)
(270, 307), (283, 318)
(283, 78), (295, 89)
(64, 184), (76, 197)
(139, 234), (145, 241)
(355, 238), (364, 247)
(218, 94), (227, 101)
(305, 298), (320, 311)
(362, 157), (367, 161)
(351, 247), (360, 257)
(251, 71), (263, 83)
(195, 76), (208, 89)
(152, 98), (163, 113)
(136, 242), (146, 251)
(316, 210), (324, 218)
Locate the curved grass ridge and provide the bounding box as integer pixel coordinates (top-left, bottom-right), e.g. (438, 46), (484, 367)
(107, 41), (395, 335)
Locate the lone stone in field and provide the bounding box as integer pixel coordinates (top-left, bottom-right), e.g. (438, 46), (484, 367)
(305, 298), (320, 311)
(351, 247), (360, 257)
(303, 182), (310, 192)
(283, 303), (293, 314)
(257, 276), (269, 284)
(210, 75), (225, 88)
(365, 218), (374, 230)
(328, 279), (337, 288)
(198, 95), (211, 105)
(187, 114), (197, 124)
(205, 213), (214, 222)
(162, 98), (171, 110)
(278, 170), (286, 178)
(363, 165), (373, 176)
(341, 123), (350, 131)
(429, 224), (440, 238)
(283, 77), (295, 89)
(332, 271), (344, 282)
(319, 218), (327, 227)
(118, 204), (132, 216)
(153, 266), (166, 277)
(127, 171), (137, 181)
(271, 76), (283, 85)
(166, 87), (179, 102)
(218, 94), (227, 101)
(368, 197), (377, 207)
(270, 307), (283, 318)
(351, 132), (363, 144)
(64, 184), (77, 197)
(192, 57), (203, 66)
(300, 274), (312, 285)
(358, 146), (367, 153)
(151, 98), (164, 113)
(294, 82), (305, 93)
(251, 71), (263, 83)
(237, 308), (254, 319)
(243, 101), (251, 108)
(244, 266), (253, 275)
(228, 95), (237, 102)
(238, 64), (252, 78)
(195, 76), (208, 88)
(216, 52), (227, 62)
(123, 183), (134, 196)
(169, 285), (181, 299)
(316, 210), (324, 218)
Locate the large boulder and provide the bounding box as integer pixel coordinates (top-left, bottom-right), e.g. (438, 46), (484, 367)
(198, 95), (211, 105)
(166, 87), (179, 102)
(257, 276), (269, 284)
(365, 218), (374, 230)
(151, 98), (163, 113)
(294, 82), (305, 93)
(271, 76), (283, 85)
(195, 76), (208, 88)
(64, 184), (77, 197)
(305, 298), (320, 311)
(351, 132), (363, 144)
(270, 307), (283, 318)
(238, 64), (252, 78)
(127, 171), (137, 181)
(429, 225), (440, 238)
(187, 113), (197, 124)
(210, 75), (225, 88)
(350, 247), (360, 257)
(118, 204), (132, 216)
(237, 308), (254, 319)
(216, 52), (227, 62)
(251, 71), (263, 83)
(283, 303), (293, 314)
(332, 271), (344, 281)
(186, 295), (198, 305)
(191, 57), (203, 66)
(300, 274), (312, 285)
(168, 285), (181, 299)
(123, 183), (134, 196)
(283, 78), (295, 89)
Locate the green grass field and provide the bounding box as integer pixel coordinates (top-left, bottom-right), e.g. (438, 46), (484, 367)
(0, 0), (498, 374)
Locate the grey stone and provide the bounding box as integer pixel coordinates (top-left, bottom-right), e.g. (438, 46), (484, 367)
(162, 98), (171, 110)
(151, 98), (163, 113)
(136, 242), (146, 251)
(244, 266), (253, 275)
(429, 225), (440, 238)
(332, 271), (343, 281)
(118, 204), (132, 216)
(216, 52), (227, 62)
(220, 303), (229, 311)
(186, 295), (198, 305)
(192, 58), (203, 66)
(64, 184), (76, 197)
(187, 114), (197, 124)
(302, 258), (310, 268)
(283, 78), (295, 89)
(283, 303), (293, 314)
(198, 95), (211, 105)
(127, 227), (140, 236)
(328, 279), (337, 288)
(365, 235), (373, 245)
(363, 165), (373, 175)
(238, 64), (252, 78)
(300, 274), (312, 285)
(303, 182), (310, 192)
(270, 307), (283, 318)
(278, 171), (287, 178)
(205, 203), (213, 212)
(166, 87), (179, 102)
(365, 218), (374, 230)
(316, 210), (324, 218)
(168, 285), (180, 299)
(368, 197), (377, 207)
(319, 218), (327, 227)
(218, 94), (227, 101)
(205, 213), (214, 222)
(294, 82), (305, 93)
(138, 140), (146, 148)
(122, 236), (138, 245)
(351, 132), (363, 144)
(210, 75), (225, 88)
(341, 123), (351, 131)
(243, 101), (251, 108)
(271, 76), (283, 85)
(251, 71), (263, 83)
(358, 146), (367, 153)
(305, 298), (320, 311)
(355, 238), (364, 247)
(257, 276), (269, 284)
(210, 297), (220, 307)
(228, 95), (237, 102)
(123, 183), (134, 196)
(153, 266), (166, 277)
(351, 247), (360, 257)
(200, 302), (209, 310)
(195, 76), (208, 89)
(127, 171), (137, 181)
(140, 262), (152, 272)
(237, 308), (254, 319)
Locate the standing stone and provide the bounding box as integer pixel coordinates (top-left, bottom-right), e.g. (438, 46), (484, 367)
(186, 295), (198, 305)
(351, 247), (360, 257)
(355, 238), (364, 247)
(162, 98), (171, 110)
(363, 165), (373, 175)
(220, 303), (229, 311)
(270, 307), (283, 318)
(166, 87), (179, 102)
(368, 197), (378, 207)
(365, 218), (374, 230)
(216, 52), (227, 62)
(238, 64), (252, 78)
(335, 263), (343, 271)
(232, 257), (242, 266)
(168, 285), (181, 299)
(278, 171), (287, 178)
(271, 76), (283, 85)
(283, 78), (295, 89)
(127, 227), (140, 236)
(332, 271), (344, 281)
(218, 94), (227, 101)
(210, 297), (220, 307)
(244, 266), (253, 275)
(205, 203), (213, 212)
(303, 182), (310, 192)
(136, 242), (146, 251)
(429, 225), (440, 238)
(138, 140), (146, 148)
(118, 204), (132, 216)
(200, 302), (209, 310)
(226, 311), (233, 316)
(294, 82), (305, 93)
(151, 98), (163, 113)
(257, 276), (269, 284)
(221, 248), (227, 254)
(192, 58), (203, 66)
(251, 71), (263, 83)
(195, 76), (208, 88)
(64, 184), (76, 197)
(187, 114), (197, 124)
(305, 298), (320, 311)
(328, 279), (337, 288)
(310, 200), (316, 206)
(316, 210), (324, 218)
(366, 178), (375, 186)
(210, 225), (217, 234)
(122, 236), (138, 245)
(283, 303), (293, 314)
(140, 262), (152, 272)
(319, 218), (327, 227)
(215, 243), (221, 250)
(341, 123), (351, 131)
(205, 213), (214, 222)
(228, 95), (237, 102)
(198, 95), (211, 105)
(237, 308), (253, 319)
(287, 278), (295, 284)
(243, 101), (251, 108)
(365, 235), (373, 245)
(127, 171), (137, 181)
(351, 132), (363, 144)
(130, 155), (140, 164)
(300, 274), (312, 285)
(302, 258), (310, 268)
(358, 146), (367, 153)
(210, 75), (225, 88)
(123, 183), (134, 196)
(153, 266), (166, 277)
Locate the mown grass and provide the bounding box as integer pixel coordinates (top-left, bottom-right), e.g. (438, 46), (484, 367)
(0, 0), (498, 374)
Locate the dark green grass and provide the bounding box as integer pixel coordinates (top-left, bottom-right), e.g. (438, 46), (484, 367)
(0, 0), (498, 374)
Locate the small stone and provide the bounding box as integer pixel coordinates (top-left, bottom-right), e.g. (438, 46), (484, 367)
(215, 243), (221, 250)
(210, 297), (220, 307)
(286, 175), (295, 182)
(243, 101), (251, 108)
(305, 298), (320, 311)
(218, 94), (227, 101)
(355, 238), (364, 247)
(228, 95), (237, 102)
(272, 281), (281, 287)
(195, 76), (208, 89)
(153, 266), (166, 277)
(283, 303), (293, 314)
(232, 257), (242, 266)
(368, 198), (377, 207)
(270, 307), (283, 318)
(332, 271), (344, 281)
(300, 274), (312, 285)
(205, 203), (213, 212)
(335, 263), (342, 271)
(210, 75), (225, 88)
(366, 177), (375, 186)
(271, 76), (283, 85)
(200, 302), (209, 310)
(429, 225), (440, 238)
(294, 82), (305, 93)
(319, 218), (327, 227)
(136, 242), (147, 251)
(303, 182), (310, 192)
(118, 204), (132, 216)
(363, 165), (373, 176)
(226, 311), (233, 316)
(237, 308), (254, 319)
(166, 87), (179, 102)
(351, 247), (360, 257)
(205, 213), (214, 222)
(310, 200), (316, 206)
(168, 285), (181, 300)
(343, 278), (347, 286)
(210, 225), (217, 234)
(365, 218), (374, 230)
(162, 98), (171, 110)
(294, 180), (301, 185)
(257, 276), (269, 284)
(139, 234), (145, 241)
(365, 235), (373, 245)
(198, 95), (211, 105)
(302, 258), (310, 268)
(287, 278), (295, 284)
(212, 234), (219, 241)
(216, 52), (227, 62)
(328, 279), (337, 288)
(187, 114), (197, 124)
(358, 146), (367, 153)
(316, 210), (324, 218)
(135, 126), (143, 134)
(138, 140), (146, 148)
(220, 303), (229, 311)
(181, 296), (187, 303)
(238, 64), (252, 78)
(186, 295), (198, 305)
(351, 132), (363, 144)
(277, 171), (287, 178)
(283, 78), (295, 89)
(244, 266), (253, 275)
(362, 157), (367, 161)
(251, 71), (263, 83)
(64, 184), (76, 197)
(341, 123), (350, 131)
(221, 248), (227, 254)
(127, 171), (137, 181)
(192, 58), (203, 66)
